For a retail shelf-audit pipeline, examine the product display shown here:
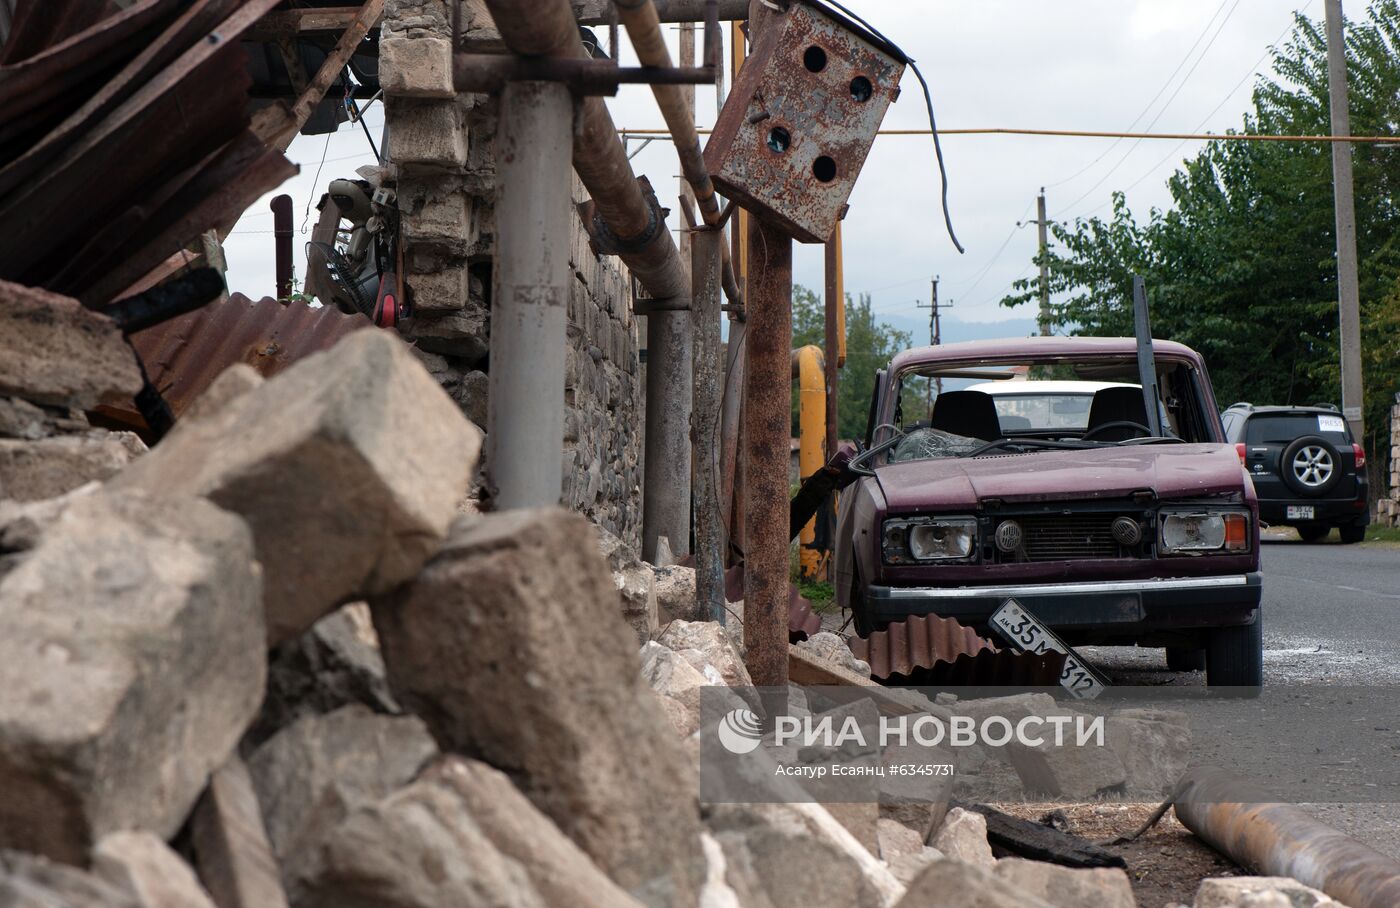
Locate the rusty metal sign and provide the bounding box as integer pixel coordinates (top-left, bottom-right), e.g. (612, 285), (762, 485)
(703, 0), (905, 242)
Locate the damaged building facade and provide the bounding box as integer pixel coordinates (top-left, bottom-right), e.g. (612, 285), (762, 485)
(380, 0), (644, 546)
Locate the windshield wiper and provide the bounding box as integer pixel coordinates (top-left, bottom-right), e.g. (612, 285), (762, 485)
(962, 437), (1093, 458)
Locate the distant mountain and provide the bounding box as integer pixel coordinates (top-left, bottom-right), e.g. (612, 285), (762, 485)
(878, 313), (1040, 348)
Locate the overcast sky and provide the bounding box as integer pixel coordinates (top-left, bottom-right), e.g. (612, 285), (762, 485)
(225, 0), (1348, 335)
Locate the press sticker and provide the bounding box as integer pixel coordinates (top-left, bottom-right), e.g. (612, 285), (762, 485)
(1318, 415), (1346, 433)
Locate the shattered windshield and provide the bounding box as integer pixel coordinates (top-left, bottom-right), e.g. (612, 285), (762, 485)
(888, 428), (983, 462)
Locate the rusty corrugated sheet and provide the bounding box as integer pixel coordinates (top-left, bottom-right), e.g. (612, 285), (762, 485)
(849, 614), (1066, 686)
(722, 564), (825, 642)
(103, 293), (369, 424)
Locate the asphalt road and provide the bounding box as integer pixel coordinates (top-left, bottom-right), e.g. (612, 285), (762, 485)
(1083, 530), (1400, 858)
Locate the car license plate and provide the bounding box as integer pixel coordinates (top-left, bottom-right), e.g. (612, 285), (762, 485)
(1287, 505), (1315, 520)
(989, 599), (1106, 700)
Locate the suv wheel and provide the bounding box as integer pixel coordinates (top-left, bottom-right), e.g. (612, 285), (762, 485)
(1165, 647), (1205, 672)
(1339, 524), (1366, 544)
(1281, 435), (1342, 497)
(1297, 523), (1330, 543)
(1206, 611), (1263, 690)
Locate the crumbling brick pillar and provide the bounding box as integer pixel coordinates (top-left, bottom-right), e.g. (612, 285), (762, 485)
(380, 0), (644, 548)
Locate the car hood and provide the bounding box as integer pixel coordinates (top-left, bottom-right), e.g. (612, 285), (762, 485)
(873, 443), (1245, 512)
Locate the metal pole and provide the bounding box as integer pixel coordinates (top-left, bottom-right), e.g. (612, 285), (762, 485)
(692, 223), (724, 620)
(486, 81), (573, 509)
(644, 305), (694, 560)
(271, 194), (293, 299)
(1325, 0), (1366, 440)
(1175, 767), (1400, 908)
(743, 215), (791, 688)
(1037, 188), (1051, 336)
(719, 319), (746, 556)
(823, 228), (840, 457)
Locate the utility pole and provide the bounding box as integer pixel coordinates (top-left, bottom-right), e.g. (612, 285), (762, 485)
(1324, 0), (1366, 441)
(1036, 188), (1051, 336)
(916, 277), (951, 404)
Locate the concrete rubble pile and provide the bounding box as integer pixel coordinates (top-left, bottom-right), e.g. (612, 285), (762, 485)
(0, 284), (1349, 908)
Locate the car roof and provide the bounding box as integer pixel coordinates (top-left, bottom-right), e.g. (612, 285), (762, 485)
(964, 380), (1137, 396)
(1228, 404), (1342, 416)
(888, 336), (1204, 373)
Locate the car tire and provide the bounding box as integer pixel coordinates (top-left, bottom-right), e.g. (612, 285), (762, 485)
(1339, 524), (1366, 544)
(1297, 523), (1330, 543)
(1206, 611), (1263, 691)
(1165, 647), (1206, 672)
(1280, 435), (1342, 497)
(849, 571), (876, 638)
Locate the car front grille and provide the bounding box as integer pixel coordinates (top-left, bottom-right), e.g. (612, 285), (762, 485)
(990, 511), (1144, 562)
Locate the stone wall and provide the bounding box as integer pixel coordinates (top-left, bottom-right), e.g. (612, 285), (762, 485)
(379, 0), (644, 547)
(1378, 396), (1400, 527)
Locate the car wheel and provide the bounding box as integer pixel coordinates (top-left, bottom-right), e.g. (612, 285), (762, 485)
(1280, 435), (1342, 497)
(1165, 647), (1205, 672)
(1339, 524), (1366, 544)
(1296, 523), (1330, 543)
(1206, 611), (1263, 691)
(849, 571), (876, 638)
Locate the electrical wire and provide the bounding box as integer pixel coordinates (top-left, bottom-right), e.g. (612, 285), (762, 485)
(1046, 0), (1233, 190)
(817, 0), (963, 253)
(1058, 0), (1244, 217)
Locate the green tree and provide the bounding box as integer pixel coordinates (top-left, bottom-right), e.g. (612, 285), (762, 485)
(791, 284), (912, 442)
(1002, 1), (1400, 474)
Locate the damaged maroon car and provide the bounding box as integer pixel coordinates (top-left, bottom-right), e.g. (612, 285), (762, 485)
(833, 336), (1263, 687)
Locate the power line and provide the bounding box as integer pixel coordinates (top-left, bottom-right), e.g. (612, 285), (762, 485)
(1045, 0), (1234, 190)
(617, 126), (1395, 143)
(1057, 0), (1245, 217)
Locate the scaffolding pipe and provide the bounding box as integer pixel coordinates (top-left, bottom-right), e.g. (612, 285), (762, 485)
(271, 194), (293, 300)
(691, 222), (725, 619)
(719, 318), (746, 555)
(478, 0), (687, 301)
(486, 81), (574, 509)
(1175, 767), (1400, 908)
(743, 214), (792, 688)
(823, 223), (843, 457)
(792, 345), (825, 579)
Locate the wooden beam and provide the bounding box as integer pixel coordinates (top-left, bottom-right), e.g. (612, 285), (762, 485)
(254, 0), (385, 152)
(243, 6), (380, 43)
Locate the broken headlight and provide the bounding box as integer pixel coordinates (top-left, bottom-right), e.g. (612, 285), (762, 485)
(882, 516), (978, 564)
(1159, 510), (1250, 555)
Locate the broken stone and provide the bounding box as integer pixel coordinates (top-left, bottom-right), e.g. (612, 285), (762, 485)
(659, 619), (753, 690)
(796, 631), (872, 679)
(994, 858), (1137, 908)
(0, 396), (69, 439)
(0, 280), (142, 409)
(895, 859), (1057, 908)
(595, 522), (645, 573)
(653, 563), (697, 621)
(244, 602), (402, 751)
(397, 304), (489, 362)
(708, 801), (903, 908)
(180, 364), (263, 424)
(248, 706), (438, 899)
(299, 756), (643, 908)
(929, 807), (996, 870)
(0, 490), (264, 864)
(1005, 723), (1127, 799)
(879, 721), (955, 841)
(615, 564), (658, 643)
(1107, 713), (1190, 797)
(639, 641), (711, 738)
(380, 34), (455, 99)
(1194, 877), (1345, 908)
(93, 832), (217, 908)
(698, 831), (743, 908)
(191, 757), (291, 908)
(877, 817), (925, 862)
(405, 265), (469, 314)
(0, 849), (140, 907)
(113, 329), (481, 644)
(371, 509), (705, 906)
(0, 431), (145, 502)
(384, 98), (467, 170)
(887, 846), (946, 887)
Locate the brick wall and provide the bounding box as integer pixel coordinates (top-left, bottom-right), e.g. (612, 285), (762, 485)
(1378, 398), (1400, 528)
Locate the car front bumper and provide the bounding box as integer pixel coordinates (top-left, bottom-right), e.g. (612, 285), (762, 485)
(866, 572), (1262, 634)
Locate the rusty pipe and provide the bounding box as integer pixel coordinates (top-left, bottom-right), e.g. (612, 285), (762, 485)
(478, 0), (687, 301)
(1174, 767), (1400, 908)
(615, 0), (723, 228)
(578, 0), (749, 25)
(271, 194), (293, 300)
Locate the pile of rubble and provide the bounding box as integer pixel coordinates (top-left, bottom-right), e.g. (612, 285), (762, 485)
(0, 279), (1350, 908)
